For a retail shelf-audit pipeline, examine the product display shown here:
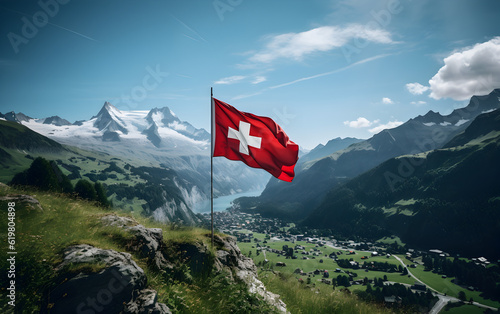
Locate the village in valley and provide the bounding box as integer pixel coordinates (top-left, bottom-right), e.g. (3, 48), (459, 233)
(203, 210), (500, 313)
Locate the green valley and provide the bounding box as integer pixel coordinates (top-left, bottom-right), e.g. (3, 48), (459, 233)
(220, 210), (500, 313)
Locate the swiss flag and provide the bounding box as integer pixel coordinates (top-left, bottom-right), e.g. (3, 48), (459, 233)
(212, 98), (299, 182)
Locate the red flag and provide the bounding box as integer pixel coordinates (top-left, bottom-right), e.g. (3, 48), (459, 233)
(212, 98), (299, 182)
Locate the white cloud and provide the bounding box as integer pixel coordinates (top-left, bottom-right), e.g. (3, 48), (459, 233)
(249, 24), (393, 63)
(429, 37), (500, 100)
(252, 76), (267, 84)
(344, 117), (378, 128)
(214, 75), (246, 85)
(368, 121), (403, 133)
(406, 82), (429, 95)
(382, 97), (394, 104)
(411, 100), (427, 105)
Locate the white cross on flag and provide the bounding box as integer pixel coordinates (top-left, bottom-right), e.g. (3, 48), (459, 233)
(212, 98), (299, 182)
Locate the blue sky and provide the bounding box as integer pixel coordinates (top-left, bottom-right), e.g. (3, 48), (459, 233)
(1, 0), (500, 149)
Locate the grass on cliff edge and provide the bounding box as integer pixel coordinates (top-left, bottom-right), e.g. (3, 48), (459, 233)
(0, 185), (277, 313)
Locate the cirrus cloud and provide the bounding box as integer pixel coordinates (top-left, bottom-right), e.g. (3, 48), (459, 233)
(429, 37), (500, 100)
(249, 24), (393, 63)
(214, 75), (246, 85)
(252, 76), (267, 84)
(411, 100), (427, 105)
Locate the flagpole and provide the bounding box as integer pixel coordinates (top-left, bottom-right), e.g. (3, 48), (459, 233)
(210, 87), (214, 247)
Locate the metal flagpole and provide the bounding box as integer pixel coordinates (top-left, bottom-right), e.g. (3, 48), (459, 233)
(210, 87), (214, 247)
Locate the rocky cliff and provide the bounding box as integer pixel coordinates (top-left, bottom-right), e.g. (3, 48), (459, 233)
(40, 213), (286, 313)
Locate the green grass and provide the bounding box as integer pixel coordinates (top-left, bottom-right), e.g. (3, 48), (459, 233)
(239, 235), (500, 313)
(442, 302), (486, 314)
(237, 233), (411, 313)
(0, 148), (33, 182)
(109, 194), (148, 216)
(258, 270), (390, 314)
(376, 235), (405, 246)
(0, 145), (165, 219)
(0, 185), (273, 313)
(239, 232), (404, 280)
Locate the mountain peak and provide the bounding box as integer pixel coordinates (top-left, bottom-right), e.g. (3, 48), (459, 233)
(146, 107), (179, 126)
(100, 101), (121, 115)
(92, 102), (128, 135)
(0, 111), (32, 123)
(413, 110), (444, 124)
(42, 115), (72, 126)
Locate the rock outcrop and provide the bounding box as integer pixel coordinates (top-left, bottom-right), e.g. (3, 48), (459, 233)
(179, 235), (288, 313)
(214, 235), (288, 313)
(43, 244), (170, 314)
(0, 194), (43, 211)
(100, 215), (173, 271)
(123, 289), (171, 314)
(43, 214), (285, 313)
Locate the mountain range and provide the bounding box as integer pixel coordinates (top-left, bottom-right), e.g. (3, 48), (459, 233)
(0, 102), (273, 225)
(2, 102), (270, 203)
(2, 89), (500, 245)
(235, 89), (500, 223)
(302, 107), (500, 259)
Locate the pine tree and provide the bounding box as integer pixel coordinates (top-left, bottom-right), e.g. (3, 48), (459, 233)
(458, 291), (467, 302)
(75, 179), (97, 201)
(94, 181), (110, 208)
(10, 157), (71, 192)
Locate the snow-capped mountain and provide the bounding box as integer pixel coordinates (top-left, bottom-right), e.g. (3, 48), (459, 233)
(40, 116), (72, 126)
(23, 102), (209, 155)
(146, 107), (210, 142)
(0, 111), (32, 123)
(19, 102), (270, 212)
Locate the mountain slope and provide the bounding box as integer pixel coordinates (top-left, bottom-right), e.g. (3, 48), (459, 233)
(237, 89), (500, 221)
(0, 185), (285, 313)
(302, 109), (500, 259)
(0, 119), (202, 225)
(298, 137), (363, 164)
(19, 102), (269, 207)
(0, 120), (65, 153)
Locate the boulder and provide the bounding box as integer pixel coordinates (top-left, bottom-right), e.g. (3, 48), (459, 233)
(0, 194), (43, 211)
(43, 244), (170, 314)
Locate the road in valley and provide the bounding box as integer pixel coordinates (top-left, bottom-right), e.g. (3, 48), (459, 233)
(321, 243), (498, 313)
(392, 255), (498, 313)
